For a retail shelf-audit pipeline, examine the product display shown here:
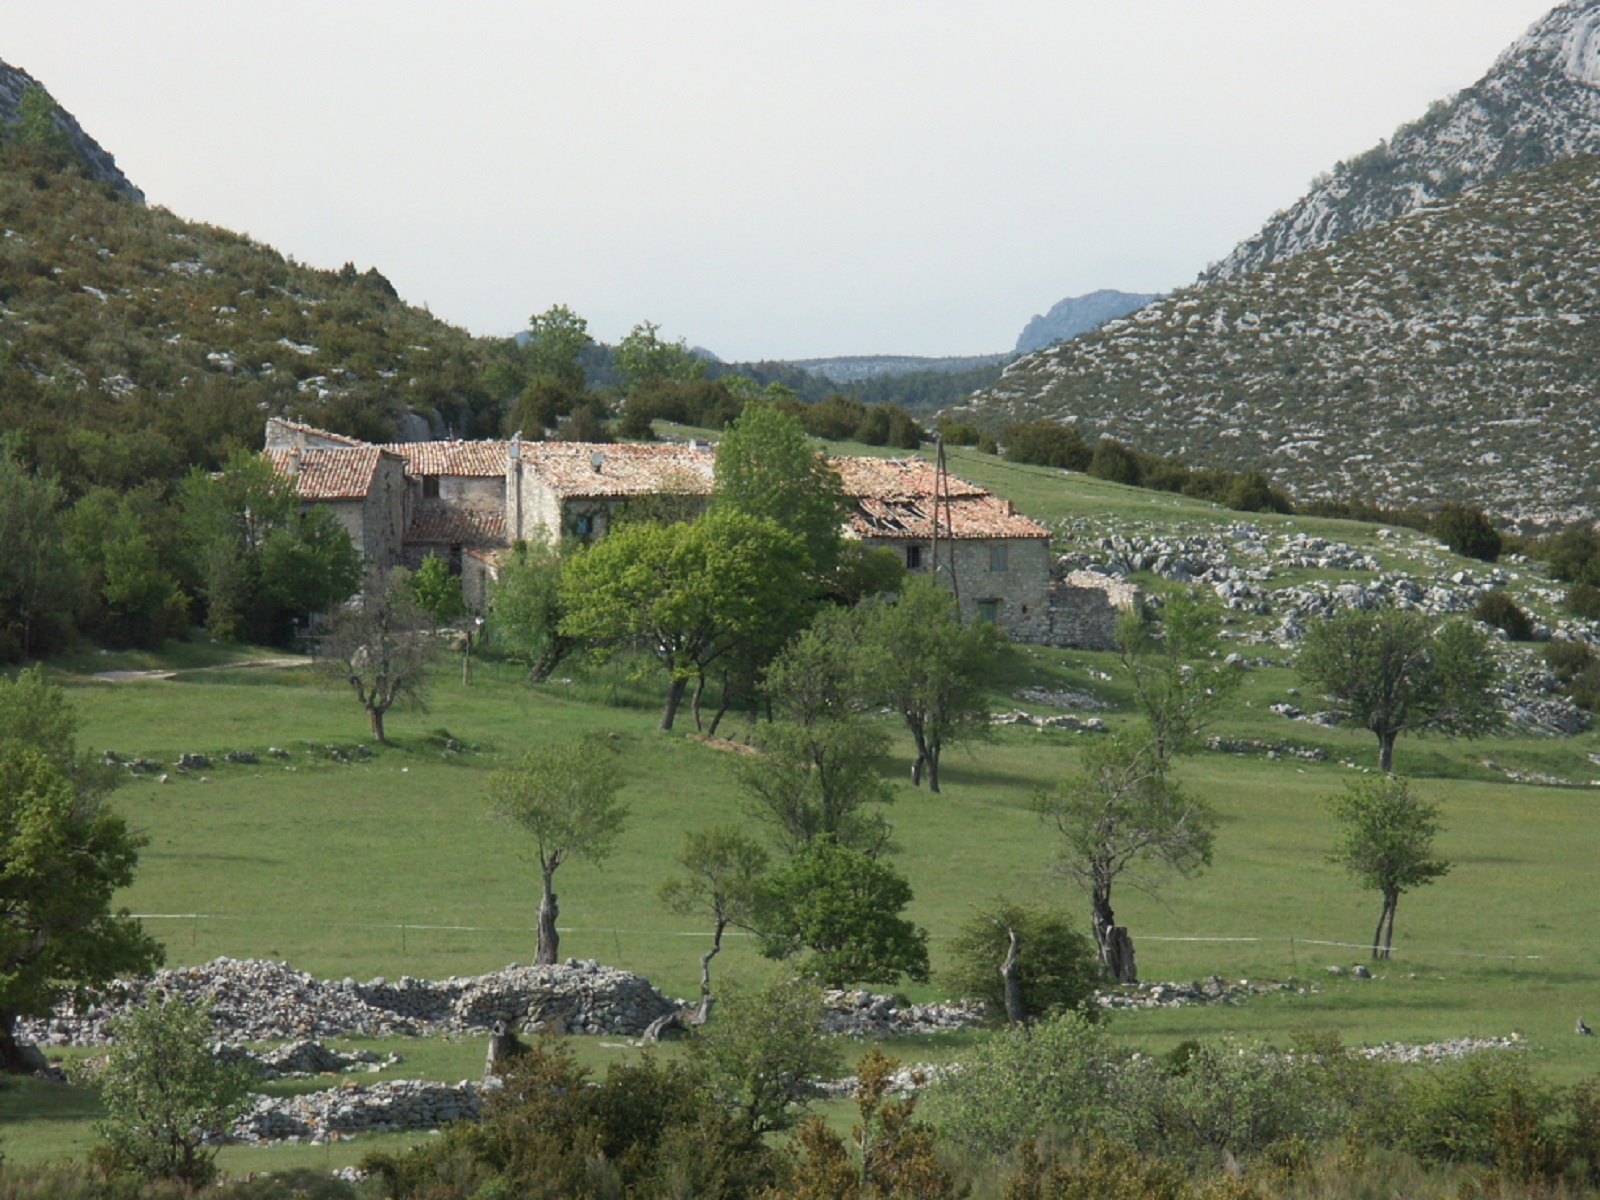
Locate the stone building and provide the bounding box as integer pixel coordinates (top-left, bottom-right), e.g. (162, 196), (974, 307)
(1047, 570), (1144, 650)
(262, 419), (1056, 641)
(833, 457), (1054, 642)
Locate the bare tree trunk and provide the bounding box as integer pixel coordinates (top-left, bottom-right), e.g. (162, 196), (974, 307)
(0, 1011), (24, 1074)
(536, 868), (560, 965)
(691, 672), (706, 732)
(699, 919), (726, 1010)
(1091, 888), (1137, 983)
(660, 676), (688, 731)
(707, 692), (732, 738)
(1381, 891), (1399, 959)
(926, 743), (941, 794)
(1378, 730), (1397, 774)
(1000, 925), (1026, 1025)
(369, 705), (387, 744)
(910, 754), (924, 787)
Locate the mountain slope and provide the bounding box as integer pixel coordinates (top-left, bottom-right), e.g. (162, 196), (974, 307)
(1203, 0), (1600, 283)
(951, 154), (1600, 527)
(0, 59), (142, 201)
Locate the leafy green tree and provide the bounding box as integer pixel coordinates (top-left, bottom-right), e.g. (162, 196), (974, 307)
(615, 320), (703, 390)
(1543, 522), (1600, 584)
(687, 972), (843, 1137)
(1035, 733), (1216, 982)
(753, 838), (930, 987)
(1088, 438), (1142, 485)
(1001, 420), (1092, 470)
(525, 303), (594, 392)
(1326, 775), (1450, 959)
(739, 606), (895, 857)
(490, 536), (577, 682)
(409, 553), (466, 625)
(1297, 609), (1501, 773)
(859, 575), (1003, 792)
(313, 568), (439, 743)
(11, 86), (69, 155)
(560, 510), (808, 730)
(0, 446), (79, 660)
(488, 738), (627, 965)
(1117, 590), (1242, 764)
(93, 997), (253, 1189)
(659, 827), (769, 1013)
(713, 400), (851, 580)
(180, 449), (361, 644)
(1432, 502), (1502, 562)
(64, 487), (189, 650)
(0, 670), (162, 1072)
(943, 899), (1100, 1026)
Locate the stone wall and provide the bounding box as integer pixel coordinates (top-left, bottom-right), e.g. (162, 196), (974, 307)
(864, 536), (1053, 642)
(1047, 571), (1144, 650)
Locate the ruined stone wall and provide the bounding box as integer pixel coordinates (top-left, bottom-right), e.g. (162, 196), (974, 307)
(1048, 571), (1143, 650)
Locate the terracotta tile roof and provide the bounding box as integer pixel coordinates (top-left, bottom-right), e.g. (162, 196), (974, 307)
(407, 507), (508, 546)
(267, 446), (384, 501)
(833, 456), (1050, 540)
(521, 442), (716, 498)
(379, 440), (509, 477)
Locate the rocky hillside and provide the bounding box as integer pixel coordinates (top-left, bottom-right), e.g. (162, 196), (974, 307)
(951, 154), (1600, 527)
(0, 142), (498, 483)
(1015, 289), (1156, 353)
(1203, 0), (1600, 283)
(0, 59), (142, 201)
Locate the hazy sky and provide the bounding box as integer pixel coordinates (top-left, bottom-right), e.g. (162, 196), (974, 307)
(3, 1), (1562, 359)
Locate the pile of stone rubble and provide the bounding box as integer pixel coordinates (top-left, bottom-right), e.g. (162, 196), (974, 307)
(820, 989), (982, 1036)
(1096, 976), (1307, 1011)
(233, 1079), (485, 1145)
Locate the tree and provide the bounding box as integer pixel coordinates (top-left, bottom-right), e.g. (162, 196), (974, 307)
(409, 553), (466, 625)
(687, 972), (843, 1137)
(1035, 733), (1216, 982)
(1326, 775), (1450, 960)
(0, 670), (163, 1072)
(524, 304), (593, 392)
(559, 510), (808, 730)
(314, 568), (439, 744)
(1117, 590), (1243, 764)
(753, 838), (930, 987)
(0, 446), (79, 660)
(11, 86), (70, 156)
(712, 400), (851, 580)
(1297, 608), (1501, 773)
(93, 997), (253, 1189)
(615, 320), (703, 390)
(658, 827), (769, 1016)
(488, 738), (627, 965)
(943, 900), (1101, 1026)
(1432, 502), (1502, 562)
(180, 449), (361, 645)
(490, 536), (577, 682)
(64, 487), (189, 651)
(860, 576), (1003, 792)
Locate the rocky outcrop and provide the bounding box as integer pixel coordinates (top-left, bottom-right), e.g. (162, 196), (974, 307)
(1015, 290), (1157, 354)
(1203, 1), (1600, 283)
(0, 59), (142, 201)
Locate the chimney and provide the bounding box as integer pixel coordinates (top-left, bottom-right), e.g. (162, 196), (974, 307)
(286, 446), (302, 476)
(591, 450), (605, 474)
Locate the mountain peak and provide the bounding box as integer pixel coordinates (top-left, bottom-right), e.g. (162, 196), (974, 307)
(1202, 0), (1600, 285)
(0, 59), (143, 202)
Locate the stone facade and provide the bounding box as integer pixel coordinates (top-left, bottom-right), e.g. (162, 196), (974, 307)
(1047, 571), (1144, 650)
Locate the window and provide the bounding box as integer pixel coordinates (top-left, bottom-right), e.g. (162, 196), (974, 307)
(574, 513), (594, 537)
(976, 599), (1000, 624)
(990, 543), (1009, 572)
(905, 544), (923, 570)
(448, 544), (464, 576)
(422, 475), (441, 499)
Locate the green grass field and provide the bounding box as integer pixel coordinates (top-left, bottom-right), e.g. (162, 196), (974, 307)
(6, 456), (1600, 1175)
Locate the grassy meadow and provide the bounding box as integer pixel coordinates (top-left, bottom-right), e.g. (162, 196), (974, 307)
(6, 460), (1600, 1174)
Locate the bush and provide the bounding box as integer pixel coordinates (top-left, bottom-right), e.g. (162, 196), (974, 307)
(92, 997), (254, 1190)
(1002, 420), (1092, 470)
(1543, 639), (1595, 683)
(1431, 502), (1502, 562)
(1473, 590), (1533, 640)
(1567, 582), (1600, 619)
(1224, 470), (1293, 514)
(1392, 1053), (1555, 1168)
(1087, 438), (1142, 486)
(1542, 522), (1600, 583)
(941, 899), (1100, 1024)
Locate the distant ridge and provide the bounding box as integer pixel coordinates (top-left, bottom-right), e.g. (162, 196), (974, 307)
(1203, 0), (1600, 283)
(1015, 289), (1156, 353)
(0, 58), (142, 201)
(788, 353), (1008, 385)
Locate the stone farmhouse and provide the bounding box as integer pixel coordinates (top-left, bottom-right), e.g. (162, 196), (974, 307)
(263, 418), (1054, 640)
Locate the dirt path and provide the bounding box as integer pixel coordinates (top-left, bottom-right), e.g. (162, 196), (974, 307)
(92, 657), (306, 682)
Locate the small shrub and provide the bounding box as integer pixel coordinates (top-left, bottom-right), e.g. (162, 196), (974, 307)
(942, 899), (1100, 1025)
(1543, 639), (1594, 683)
(1432, 503), (1502, 562)
(1087, 438), (1142, 486)
(1473, 590), (1533, 640)
(1566, 582), (1600, 619)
